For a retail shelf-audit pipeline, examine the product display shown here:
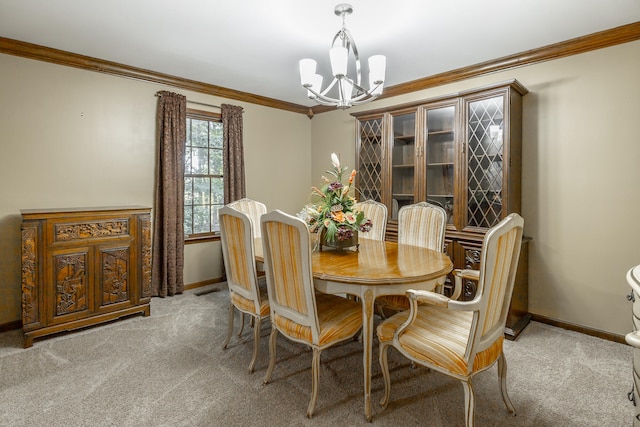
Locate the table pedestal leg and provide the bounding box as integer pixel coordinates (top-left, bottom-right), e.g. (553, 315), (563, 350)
(361, 289), (375, 422)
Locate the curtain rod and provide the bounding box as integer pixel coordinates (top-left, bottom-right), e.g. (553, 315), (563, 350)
(187, 100), (221, 109)
(154, 93), (220, 109)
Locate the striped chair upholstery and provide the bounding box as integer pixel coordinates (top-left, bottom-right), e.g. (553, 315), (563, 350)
(260, 210), (363, 418)
(227, 198), (267, 238)
(377, 202), (447, 314)
(376, 213), (524, 427)
(219, 206), (269, 373)
(354, 199), (388, 241)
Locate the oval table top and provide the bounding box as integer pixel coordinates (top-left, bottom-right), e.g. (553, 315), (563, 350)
(254, 236), (452, 285)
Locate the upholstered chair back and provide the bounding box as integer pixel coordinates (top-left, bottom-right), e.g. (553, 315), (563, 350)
(227, 198), (267, 238)
(354, 199), (388, 241)
(397, 202), (446, 251)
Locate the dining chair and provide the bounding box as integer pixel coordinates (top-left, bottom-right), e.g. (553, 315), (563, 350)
(219, 206), (269, 373)
(354, 199), (388, 241)
(227, 197), (267, 238)
(377, 201), (447, 315)
(260, 210), (363, 418)
(376, 213), (524, 427)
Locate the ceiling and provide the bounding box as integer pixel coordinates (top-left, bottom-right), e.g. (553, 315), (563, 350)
(1, 0), (639, 108)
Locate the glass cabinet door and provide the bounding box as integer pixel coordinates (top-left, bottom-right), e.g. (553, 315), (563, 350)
(356, 117), (384, 202)
(423, 104), (456, 224)
(466, 95), (505, 229)
(390, 112), (416, 220)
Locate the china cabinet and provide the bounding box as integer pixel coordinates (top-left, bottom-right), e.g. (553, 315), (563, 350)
(353, 80), (530, 339)
(20, 206), (152, 347)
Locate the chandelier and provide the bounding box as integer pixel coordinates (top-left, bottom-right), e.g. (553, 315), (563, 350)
(299, 3), (386, 109)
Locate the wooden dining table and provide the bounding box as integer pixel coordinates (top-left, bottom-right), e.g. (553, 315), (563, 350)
(254, 236), (453, 422)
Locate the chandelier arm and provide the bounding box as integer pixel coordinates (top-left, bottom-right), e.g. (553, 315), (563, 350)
(341, 29), (362, 87)
(299, 3), (384, 109)
(319, 77), (339, 98)
(305, 83), (343, 105)
(350, 94), (381, 106)
(350, 81), (382, 101)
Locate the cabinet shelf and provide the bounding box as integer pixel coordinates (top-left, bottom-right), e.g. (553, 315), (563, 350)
(394, 135), (415, 143)
(361, 131), (382, 138)
(428, 129), (454, 136)
(392, 164), (414, 169)
(427, 162), (454, 167)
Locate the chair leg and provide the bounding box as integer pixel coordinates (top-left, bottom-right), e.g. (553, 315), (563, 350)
(379, 341), (391, 409)
(248, 317), (261, 374)
(237, 313), (245, 337)
(498, 352), (516, 415)
(461, 379), (475, 427)
(222, 303), (234, 349)
(263, 327), (278, 385)
(376, 302), (387, 319)
(307, 348), (321, 418)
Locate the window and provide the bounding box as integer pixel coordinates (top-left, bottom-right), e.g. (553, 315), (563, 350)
(184, 109), (223, 240)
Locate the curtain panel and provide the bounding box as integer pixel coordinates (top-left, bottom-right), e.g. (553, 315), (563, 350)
(152, 91), (186, 297)
(222, 104), (245, 204)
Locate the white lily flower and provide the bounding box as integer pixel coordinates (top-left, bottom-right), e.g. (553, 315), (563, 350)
(331, 152), (340, 169)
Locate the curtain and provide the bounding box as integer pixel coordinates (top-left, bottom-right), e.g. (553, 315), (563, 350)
(222, 104), (245, 204)
(151, 91), (186, 297)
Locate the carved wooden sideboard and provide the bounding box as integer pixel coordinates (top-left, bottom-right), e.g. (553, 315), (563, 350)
(20, 206), (152, 347)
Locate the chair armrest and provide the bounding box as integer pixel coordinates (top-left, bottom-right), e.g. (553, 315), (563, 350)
(395, 287), (476, 338)
(407, 288), (479, 311)
(451, 269), (480, 300)
(406, 289), (450, 307)
(626, 331), (640, 348)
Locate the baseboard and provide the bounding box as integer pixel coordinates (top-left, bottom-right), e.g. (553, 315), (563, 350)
(0, 320), (21, 333)
(531, 314), (626, 344)
(184, 277), (225, 291)
(0, 305), (627, 345)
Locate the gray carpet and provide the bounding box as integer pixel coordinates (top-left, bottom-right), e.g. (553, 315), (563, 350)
(0, 283), (634, 426)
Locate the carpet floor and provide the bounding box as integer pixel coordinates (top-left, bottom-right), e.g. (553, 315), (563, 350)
(0, 283), (634, 426)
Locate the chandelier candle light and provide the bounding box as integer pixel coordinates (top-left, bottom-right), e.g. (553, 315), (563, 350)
(299, 3), (386, 109)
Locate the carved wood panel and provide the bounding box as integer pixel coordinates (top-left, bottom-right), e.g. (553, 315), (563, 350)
(21, 225), (38, 326)
(55, 220), (129, 241)
(101, 247), (130, 305)
(55, 253), (88, 315)
(463, 246), (482, 300)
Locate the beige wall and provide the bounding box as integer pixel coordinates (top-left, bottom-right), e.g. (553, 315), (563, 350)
(0, 54), (311, 325)
(311, 40), (640, 336)
(2, 40), (639, 336)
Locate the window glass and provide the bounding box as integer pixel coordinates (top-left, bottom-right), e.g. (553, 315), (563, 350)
(184, 110), (223, 239)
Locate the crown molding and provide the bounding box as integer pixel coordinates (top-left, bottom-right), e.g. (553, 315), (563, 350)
(0, 37), (312, 116)
(311, 21), (640, 115)
(2, 21), (639, 118)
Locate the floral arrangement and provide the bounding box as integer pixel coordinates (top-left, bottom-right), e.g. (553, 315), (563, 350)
(303, 153), (372, 243)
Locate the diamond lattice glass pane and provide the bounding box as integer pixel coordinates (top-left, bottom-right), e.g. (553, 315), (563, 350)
(357, 119), (383, 201)
(467, 96), (504, 228)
